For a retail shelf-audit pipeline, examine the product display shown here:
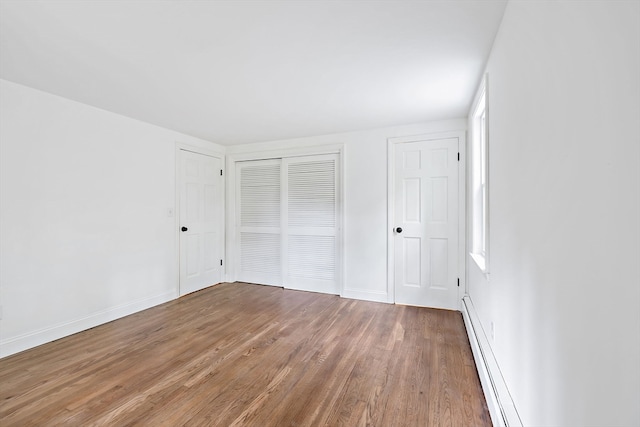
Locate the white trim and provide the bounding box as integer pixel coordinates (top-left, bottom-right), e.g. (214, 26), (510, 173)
(226, 144), (345, 295)
(225, 154), (237, 283)
(470, 252), (487, 273)
(386, 138), (395, 303)
(468, 74), (490, 276)
(458, 131), (467, 300)
(175, 142), (226, 296)
(175, 141), (225, 159)
(462, 296), (523, 427)
(0, 291), (177, 358)
(228, 144), (344, 163)
(338, 145), (346, 298)
(341, 288), (390, 304)
(387, 131), (467, 307)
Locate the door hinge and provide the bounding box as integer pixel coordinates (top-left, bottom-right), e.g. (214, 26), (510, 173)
(457, 152), (460, 161)
(220, 259), (223, 266)
(457, 278), (460, 287)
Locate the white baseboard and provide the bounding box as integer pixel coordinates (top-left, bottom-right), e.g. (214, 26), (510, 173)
(0, 290), (178, 358)
(462, 296), (523, 427)
(341, 288), (390, 303)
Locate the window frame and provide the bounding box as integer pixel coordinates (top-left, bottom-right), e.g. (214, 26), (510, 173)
(470, 75), (489, 273)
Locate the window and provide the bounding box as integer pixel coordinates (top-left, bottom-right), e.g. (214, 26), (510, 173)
(471, 75), (489, 272)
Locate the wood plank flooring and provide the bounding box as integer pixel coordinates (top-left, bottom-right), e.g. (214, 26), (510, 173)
(0, 282), (491, 426)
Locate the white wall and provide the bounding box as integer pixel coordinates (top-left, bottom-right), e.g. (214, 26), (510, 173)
(226, 119), (466, 303)
(0, 79), (223, 357)
(468, 1), (640, 426)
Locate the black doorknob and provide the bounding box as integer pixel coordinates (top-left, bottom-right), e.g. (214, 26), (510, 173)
(395, 227), (403, 233)
(181, 226), (188, 232)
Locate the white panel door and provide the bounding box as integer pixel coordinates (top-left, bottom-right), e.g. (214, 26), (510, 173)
(394, 138), (459, 309)
(283, 154), (339, 295)
(179, 149), (223, 295)
(237, 159), (282, 286)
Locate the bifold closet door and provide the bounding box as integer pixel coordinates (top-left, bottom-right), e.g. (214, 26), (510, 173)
(283, 154), (339, 294)
(237, 159), (282, 286)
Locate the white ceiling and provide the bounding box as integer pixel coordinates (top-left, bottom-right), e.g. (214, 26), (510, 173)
(0, 0), (507, 145)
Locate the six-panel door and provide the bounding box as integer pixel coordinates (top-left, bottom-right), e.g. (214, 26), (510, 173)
(394, 138), (459, 309)
(179, 149), (223, 295)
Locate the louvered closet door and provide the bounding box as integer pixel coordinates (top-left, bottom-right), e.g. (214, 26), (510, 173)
(283, 154), (339, 294)
(237, 159), (282, 286)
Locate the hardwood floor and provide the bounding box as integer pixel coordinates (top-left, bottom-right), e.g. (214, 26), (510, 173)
(0, 282), (491, 426)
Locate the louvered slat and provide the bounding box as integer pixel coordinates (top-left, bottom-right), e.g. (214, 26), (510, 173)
(240, 232), (281, 276)
(288, 160), (335, 228)
(288, 235), (336, 281)
(240, 163), (280, 227)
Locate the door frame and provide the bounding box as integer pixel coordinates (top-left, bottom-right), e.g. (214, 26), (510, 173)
(175, 141), (225, 296)
(226, 144), (344, 293)
(387, 131), (466, 308)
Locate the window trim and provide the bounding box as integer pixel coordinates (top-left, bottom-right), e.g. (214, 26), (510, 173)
(470, 75), (489, 274)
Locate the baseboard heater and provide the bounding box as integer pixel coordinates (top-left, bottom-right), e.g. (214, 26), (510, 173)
(462, 296), (524, 427)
